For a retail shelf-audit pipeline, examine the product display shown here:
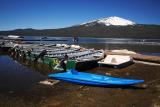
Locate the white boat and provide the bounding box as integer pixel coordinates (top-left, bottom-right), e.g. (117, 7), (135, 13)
(98, 55), (133, 68)
(8, 35), (20, 38)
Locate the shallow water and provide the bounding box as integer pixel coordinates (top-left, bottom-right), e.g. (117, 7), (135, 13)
(0, 54), (47, 93)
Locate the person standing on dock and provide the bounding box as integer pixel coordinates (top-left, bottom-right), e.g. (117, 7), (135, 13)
(73, 35), (79, 42)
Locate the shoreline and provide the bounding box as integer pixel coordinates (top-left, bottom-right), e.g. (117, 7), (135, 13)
(0, 54), (160, 107)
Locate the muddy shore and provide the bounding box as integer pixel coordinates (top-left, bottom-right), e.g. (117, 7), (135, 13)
(0, 53), (160, 107)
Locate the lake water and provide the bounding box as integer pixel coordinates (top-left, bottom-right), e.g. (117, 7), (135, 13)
(23, 36), (160, 55)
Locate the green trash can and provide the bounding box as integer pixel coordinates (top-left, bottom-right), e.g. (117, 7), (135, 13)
(66, 60), (77, 70)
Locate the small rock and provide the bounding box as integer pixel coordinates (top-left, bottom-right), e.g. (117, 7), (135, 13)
(52, 101), (61, 106)
(39, 79), (60, 86)
(155, 85), (160, 88)
(142, 84), (148, 88)
(83, 87), (89, 91)
(106, 72), (111, 76)
(152, 103), (160, 107)
(131, 104), (135, 107)
(88, 98), (95, 102)
(79, 86), (85, 90)
(155, 85), (160, 91)
(77, 93), (83, 97)
(126, 72), (130, 76)
(8, 91), (14, 94)
(79, 86), (84, 89)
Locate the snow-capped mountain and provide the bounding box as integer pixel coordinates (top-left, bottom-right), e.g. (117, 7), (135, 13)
(1, 16), (160, 39)
(81, 16), (136, 26)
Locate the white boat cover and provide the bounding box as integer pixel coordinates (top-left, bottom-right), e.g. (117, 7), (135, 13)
(98, 55), (133, 66)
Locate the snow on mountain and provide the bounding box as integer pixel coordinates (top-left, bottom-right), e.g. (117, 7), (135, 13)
(81, 16), (136, 26)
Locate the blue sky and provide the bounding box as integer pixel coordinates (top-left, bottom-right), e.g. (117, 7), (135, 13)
(0, 0), (160, 31)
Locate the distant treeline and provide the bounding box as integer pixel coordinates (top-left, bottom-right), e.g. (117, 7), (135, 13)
(0, 24), (160, 39)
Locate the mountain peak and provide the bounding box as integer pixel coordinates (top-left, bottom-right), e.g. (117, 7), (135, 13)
(82, 16), (136, 26)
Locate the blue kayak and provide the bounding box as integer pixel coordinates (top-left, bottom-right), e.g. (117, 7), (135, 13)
(48, 69), (144, 86)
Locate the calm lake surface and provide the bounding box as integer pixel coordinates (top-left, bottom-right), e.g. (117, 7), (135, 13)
(23, 36), (160, 55)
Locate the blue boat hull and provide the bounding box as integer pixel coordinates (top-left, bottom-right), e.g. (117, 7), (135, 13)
(48, 69), (144, 86)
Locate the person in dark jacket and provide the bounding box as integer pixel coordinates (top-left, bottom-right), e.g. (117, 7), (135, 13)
(60, 54), (68, 71)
